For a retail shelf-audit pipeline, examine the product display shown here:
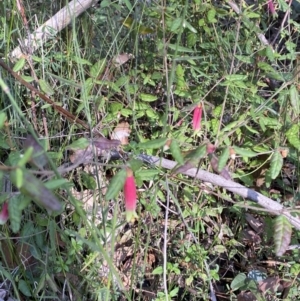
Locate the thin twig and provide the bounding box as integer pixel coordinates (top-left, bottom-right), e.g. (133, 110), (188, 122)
(0, 58), (90, 130)
(271, 0), (293, 45)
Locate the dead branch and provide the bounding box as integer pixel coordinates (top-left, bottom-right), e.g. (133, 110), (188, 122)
(10, 0), (95, 60)
(139, 154), (300, 231)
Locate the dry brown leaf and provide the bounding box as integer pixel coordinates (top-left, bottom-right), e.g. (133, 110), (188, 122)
(209, 153), (232, 180)
(241, 229), (262, 245)
(23, 134), (48, 169)
(237, 291), (257, 301)
(113, 53), (134, 67)
(111, 122), (131, 145)
(245, 213), (264, 233)
(69, 137), (120, 163)
(258, 276), (282, 295)
(91, 137), (120, 151)
(70, 144), (102, 164)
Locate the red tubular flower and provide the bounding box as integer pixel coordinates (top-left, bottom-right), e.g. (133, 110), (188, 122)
(0, 202), (9, 225)
(124, 168), (138, 222)
(267, 0), (275, 15)
(192, 104), (202, 131)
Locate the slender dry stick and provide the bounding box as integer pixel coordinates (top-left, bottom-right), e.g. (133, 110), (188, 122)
(163, 175), (170, 301)
(138, 154), (300, 230)
(10, 0), (94, 60)
(0, 59), (90, 130)
(271, 0), (293, 45)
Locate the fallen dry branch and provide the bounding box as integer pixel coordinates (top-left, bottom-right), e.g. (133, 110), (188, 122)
(10, 0), (94, 60)
(139, 154), (300, 231)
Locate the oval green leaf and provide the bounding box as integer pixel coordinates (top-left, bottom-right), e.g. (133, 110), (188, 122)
(13, 58), (26, 72)
(269, 150), (283, 179)
(170, 139), (184, 165)
(274, 215), (292, 257)
(290, 84), (299, 114)
(90, 58), (107, 78)
(105, 169), (127, 200)
(38, 79), (55, 96)
(136, 169), (160, 181)
(0, 112), (7, 129)
(139, 93), (158, 102)
(218, 147), (230, 172)
(233, 146), (258, 158)
(286, 124), (300, 149)
(138, 138), (168, 149)
(66, 138), (89, 150)
(8, 195), (23, 233)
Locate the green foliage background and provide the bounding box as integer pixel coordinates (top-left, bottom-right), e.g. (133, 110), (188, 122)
(0, 0), (300, 300)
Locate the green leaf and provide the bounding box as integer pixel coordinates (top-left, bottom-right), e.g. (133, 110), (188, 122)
(66, 138), (89, 150)
(230, 273), (247, 291)
(167, 43), (194, 53)
(170, 140), (184, 165)
(146, 108), (159, 119)
(233, 146), (258, 158)
(44, 178), (70, 190)
(138, 138), (168, 149)
(152, 266), (163, 275)
(244, 11), (260, 18)
(18, 146), (33, 167)
(80, 172), (97, 190)
(225, 74), (247, 81)
(170, 17), (182, 32)
(139, 93), (158, 102)
(185, 144), (208, 162)
(218, 147), (230, 172)
(169, 288), (179, 298)
(18, 279), (32, 297)
(13, 58), (26, 72)
(269, 150), (283, 179)
(207, 9), (217, 23)
(213, 244), (227, 254)
(10, 169), (62, 212)
(127, 158), (143, 172)
(38, 79), (55, 96)
(273, 216), (292, 256)
(235, 55), (252, 64)
(136, 169), (160, 181)
(286, 124), (300, 149)
(15, 168), (23, 189)
(72, 56), (92, 65)
(90, 58), (107, 79)
(290, 84), (299, 115)
(173, 144), (207, 174)
(105, 169), (127, 200)
(80, 78), (94, 100)
(183, 20), (197, 33)
(19, 195), (31, 210)
(8, 195), (23, 233)
(0, 112), (7, 129)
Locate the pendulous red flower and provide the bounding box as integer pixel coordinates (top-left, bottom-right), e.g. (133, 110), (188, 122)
(124, 168), (138, 222)
(0, 202), (9, 225)
(192, 104), (202, 131)
(267, 0), (275, 15)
